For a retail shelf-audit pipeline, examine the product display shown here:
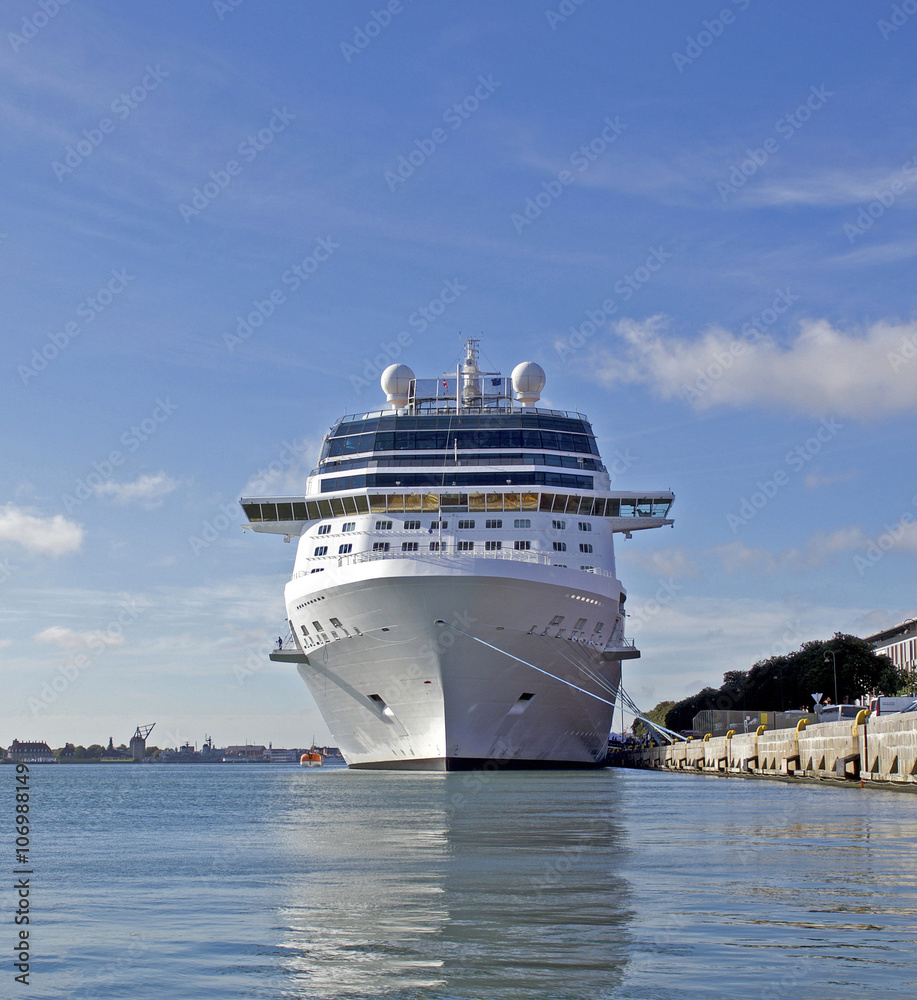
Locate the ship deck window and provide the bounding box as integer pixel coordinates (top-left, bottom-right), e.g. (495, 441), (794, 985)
(552, 520), (566, 530)
(457, 519), (475, 529)
(342, 521), (356, 532)
(429, 541), (443, 551)
(313, 546), (328, 556)
(514, 518), (531, 528)
(579, 543), (593, 553)
(553, 542), (566, 552)
(338, 543), (352, 554)
(317, 524), (331, 535)
(375, 520), (393, 530)
(485, 519), (503, 529)
(430, 519), (448, 529)
(402, 542), (418, 551)
(404, 520), (421, 529)
(514, 540), (531, 550)
(485, 541), (502, 551)
(372, 542), (390, 552)
(458, 541), (474, 551)
(292, 490), (672, 524)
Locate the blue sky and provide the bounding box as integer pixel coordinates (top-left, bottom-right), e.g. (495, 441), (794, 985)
(3, 0), (916, 749)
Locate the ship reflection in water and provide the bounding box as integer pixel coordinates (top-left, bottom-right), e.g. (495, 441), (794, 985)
(274, 770), (631, 998)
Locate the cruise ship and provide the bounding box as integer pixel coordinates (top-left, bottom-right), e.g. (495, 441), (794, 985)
(242, 341), (674, 769)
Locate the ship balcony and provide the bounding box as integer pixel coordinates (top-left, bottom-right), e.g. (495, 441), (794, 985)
(289, 545), (617, 580)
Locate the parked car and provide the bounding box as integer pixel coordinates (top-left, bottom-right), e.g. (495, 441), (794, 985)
(815, 704), (863, 722)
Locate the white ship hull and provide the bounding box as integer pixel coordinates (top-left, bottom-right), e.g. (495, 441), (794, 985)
(284, 557), (629, 769)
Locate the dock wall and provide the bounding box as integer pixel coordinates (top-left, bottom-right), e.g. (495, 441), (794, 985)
(613, 714), (917, 786)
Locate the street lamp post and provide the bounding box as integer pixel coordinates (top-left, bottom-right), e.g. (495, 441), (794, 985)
(824, 650), (838, 705)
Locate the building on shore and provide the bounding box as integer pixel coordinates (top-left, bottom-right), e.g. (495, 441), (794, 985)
(7, 740), (56, 763)
(865, 618), (917, 683)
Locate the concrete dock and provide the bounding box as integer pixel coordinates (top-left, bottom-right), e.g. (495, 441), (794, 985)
(611, 712), (917, 787)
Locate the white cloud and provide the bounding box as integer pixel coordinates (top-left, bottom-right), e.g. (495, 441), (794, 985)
(804, 469), (858, 489)
(744, 168), (917, 207)
(620, 546), (700, 579)
(240, 438), (321, 496)
(34, 626), (125, 650)
(0, 504), (83, 556)
(92, 472), (179, 508)
(583, 315), (917, 419)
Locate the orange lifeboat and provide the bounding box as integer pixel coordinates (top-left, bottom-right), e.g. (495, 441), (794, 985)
(300, 749), (323, 767)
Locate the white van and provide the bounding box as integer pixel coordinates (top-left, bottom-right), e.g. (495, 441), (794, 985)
(869, 696), (916, 716)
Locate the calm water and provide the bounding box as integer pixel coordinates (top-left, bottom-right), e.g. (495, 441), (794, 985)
(15, 764), (917, 999)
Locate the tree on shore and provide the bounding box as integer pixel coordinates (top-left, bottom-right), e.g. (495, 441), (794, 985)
(664, 633), (908, 732)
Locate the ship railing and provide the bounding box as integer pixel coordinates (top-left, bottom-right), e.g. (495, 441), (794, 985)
(339, 405), (591, 422)
(289, 546), (615, 579)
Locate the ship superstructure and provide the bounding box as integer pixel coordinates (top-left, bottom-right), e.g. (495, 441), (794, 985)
(242, 341), (673, 769)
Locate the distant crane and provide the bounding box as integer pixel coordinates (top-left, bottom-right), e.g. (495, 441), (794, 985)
(130, 723), (156, 762)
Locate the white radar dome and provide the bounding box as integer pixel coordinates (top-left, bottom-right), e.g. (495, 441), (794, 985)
(511, 361), (546, 407)
(381, 363), (415, 408)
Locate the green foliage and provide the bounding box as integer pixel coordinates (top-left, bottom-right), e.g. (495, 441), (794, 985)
(664, 633), (909, 732)
(633, 699), (676, 737)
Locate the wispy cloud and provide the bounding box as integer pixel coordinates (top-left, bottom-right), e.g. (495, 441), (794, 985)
(580, 315), (917, 419)
(92, 473), (179, 508)
(0, 504), (83, 556)
(34, 626), (125, 650)
(743, 168), (917, 207)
